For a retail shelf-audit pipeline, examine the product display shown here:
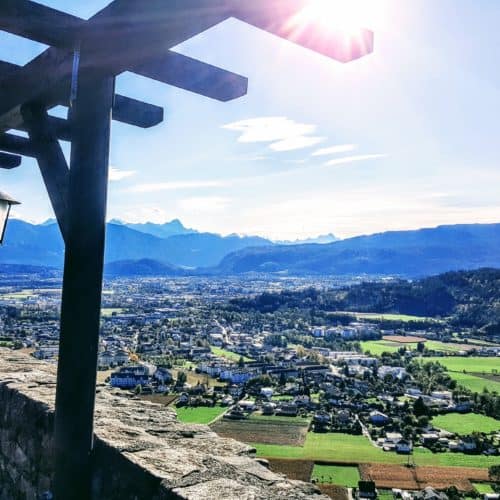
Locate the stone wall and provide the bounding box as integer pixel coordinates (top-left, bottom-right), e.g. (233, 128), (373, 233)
(0, 350), (326, 499)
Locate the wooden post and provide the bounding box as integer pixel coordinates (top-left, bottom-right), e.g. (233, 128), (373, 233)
(53, 72), (114, 500)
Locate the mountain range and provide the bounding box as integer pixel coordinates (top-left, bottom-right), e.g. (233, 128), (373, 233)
(2, 220), (499, 278)
(1, 220), (271, 269)
(216, 223), (500, 277)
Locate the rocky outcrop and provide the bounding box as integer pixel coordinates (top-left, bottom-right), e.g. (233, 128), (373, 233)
(0, 349), (326, 499)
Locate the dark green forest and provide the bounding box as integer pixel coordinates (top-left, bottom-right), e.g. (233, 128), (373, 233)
(230, 268), (500, 332)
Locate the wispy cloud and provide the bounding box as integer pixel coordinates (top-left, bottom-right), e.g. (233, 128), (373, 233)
(324, 154), (387, 167)
(271, 136), (325, 152)
(129, 180), (227, 193)
(109, 167), (136, 181)
(223, 117), (324, 152)
(312, 144), (357, 156)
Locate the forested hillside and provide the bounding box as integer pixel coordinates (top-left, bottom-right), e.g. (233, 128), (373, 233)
(230, 268), (500, 331)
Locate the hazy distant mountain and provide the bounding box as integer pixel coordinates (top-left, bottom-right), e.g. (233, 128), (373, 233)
(109, 218), (197, 239)
(217, 223), (500, 277)
(104, 259), (185, 277)
(276, 233), (339, 245)
(0, 220), (272, 268)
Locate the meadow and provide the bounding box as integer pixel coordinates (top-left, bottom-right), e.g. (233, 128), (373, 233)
(426, 357), (499, 374)
(253, 432), (499, 468)
(344, 312), (439, 323)
(432, 413), (500, 435)
(360, 339), (465, 356)
(175, 405), (227, 424)
(311, 464), (360, 487)
(426, 356), (500, 393)
(210, 346), (253, 362)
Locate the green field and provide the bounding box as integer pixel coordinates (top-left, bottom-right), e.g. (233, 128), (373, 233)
(425, 357), (500, 393)
(473, 483), (495, 494)
(101, 307), (125, 317)
(361, 340), (479, 356)
(253, 432), (499, 468)
(175, 405), (227, 424)
(342, 312), (439, 322)
(432, 413), (500, 435)
(426, 357), (499, 374)
(312, 464), (360, 487)
(210, 346), (253, 362)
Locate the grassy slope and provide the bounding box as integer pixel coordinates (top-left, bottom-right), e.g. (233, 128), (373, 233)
(312, 464), (360, 487)
(253, 432), (499, 468)
(432, 413), (500, 434)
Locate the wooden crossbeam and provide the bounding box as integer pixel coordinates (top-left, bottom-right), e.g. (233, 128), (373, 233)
(0, 60), (163, 131)
(0, 151), (22, 169)
(0, 133), (37, 158)
(0, 0), (250, 126)
(21, 103), (70, 240)
(135, 52), (248, 102)
(0, 1), (247, 129)
(0, 0), (81, 48)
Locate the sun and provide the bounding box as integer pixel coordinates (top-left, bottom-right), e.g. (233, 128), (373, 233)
(293, 0), (377, 34)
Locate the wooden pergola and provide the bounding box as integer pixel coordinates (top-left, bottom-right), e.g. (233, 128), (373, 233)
(0, 1), (373, 498)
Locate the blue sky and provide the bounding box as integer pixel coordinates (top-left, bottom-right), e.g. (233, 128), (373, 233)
(1, 0), (499, 239)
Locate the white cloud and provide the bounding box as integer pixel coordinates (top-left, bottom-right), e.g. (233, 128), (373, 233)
(179, 196), (231, 213)
(312, 144), (357, 156)
(109, 167), (136, 181)
(223, 116), (323, 152)
(324, 154), (387, 167)
(129, 180), (227, 193)
(270, 136), (325, 152)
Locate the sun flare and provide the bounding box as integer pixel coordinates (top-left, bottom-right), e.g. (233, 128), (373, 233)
(294, 0), (379, 34)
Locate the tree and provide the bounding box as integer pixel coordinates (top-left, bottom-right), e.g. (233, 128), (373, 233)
(414, 397), (428, 417)
(489, 465), (500, 482)
(417, 342), (425, 353)
(238, 356), (245, 368)
(176, 371), (187, 387)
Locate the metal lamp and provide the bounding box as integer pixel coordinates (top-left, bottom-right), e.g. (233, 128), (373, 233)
(0, 190), (20, 244)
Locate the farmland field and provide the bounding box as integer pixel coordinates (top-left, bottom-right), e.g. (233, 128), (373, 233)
(361, 340), (470, 356)
(312, 465), (360, 487)
(383, 335), (427, 343)
(210, 346), (253, 362)
(175, 405), (227, 424)
(253, 432), (499, 468)
(342, 312), (439, 322)
(473, 483), (495, 494)
(101, 307), (125, 317)
(426, 357), (500, 374)
(432, 413), (500, 434)
(425, 357), (500, 393)
(360, 463), (487, 491)
(211, 416), (309, 446)
(267, 459), (314, 482)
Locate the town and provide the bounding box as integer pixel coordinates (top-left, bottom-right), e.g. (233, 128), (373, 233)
(0, 269), (498, 499)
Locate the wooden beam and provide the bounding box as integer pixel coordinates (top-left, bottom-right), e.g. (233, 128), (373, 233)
(54, 73), (114, 500)
(135, 51), (248, 102)
(0, 60), (163, 131)
(21, 103), (69, 240)
(0, 152), (21, 169)
(0, 0), (247, 103)
(0, 0), (232, 127)
(0, 133), (37, 158)
(0, 0), (81, 48)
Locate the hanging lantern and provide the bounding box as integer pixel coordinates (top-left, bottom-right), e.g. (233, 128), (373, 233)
(0, 191), (20, 244)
